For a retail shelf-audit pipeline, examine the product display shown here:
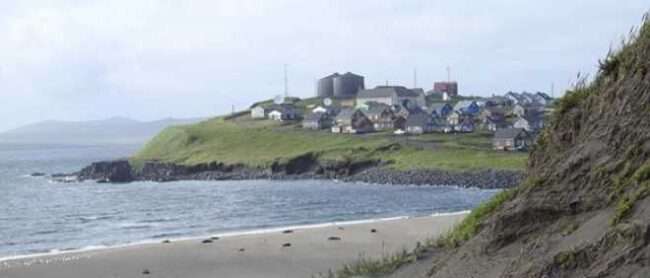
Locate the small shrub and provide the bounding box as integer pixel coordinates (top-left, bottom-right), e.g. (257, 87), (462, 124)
(556, 86), (593, 115)
(632, 162), (650, 183)
(554, 250), (578, 269)
(611, 196), (633, 225)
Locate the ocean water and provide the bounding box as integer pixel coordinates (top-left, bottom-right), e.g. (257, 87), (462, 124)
(0, 144), (498, 259)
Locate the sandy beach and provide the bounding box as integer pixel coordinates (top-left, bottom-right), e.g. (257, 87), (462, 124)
(0, 212), (465, 278)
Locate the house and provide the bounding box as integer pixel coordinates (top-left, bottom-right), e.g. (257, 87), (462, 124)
(393, 115), (407, 130)
(362, 104), (395, 131)
(514, 110), (544, 132)
(453, 100), (480, 115)
(455, 118), (475, 133)
(428, 103), (453, 118)
(512, 104), (527, 117)
(356, 86), (426, 109)
(535, 92), (553, 106)
(312, 106), (328, 114)
(332, 109), (374, 134)
(432, 81), (458, 97)
(447, 111), (462, 126)
(312, 105), (339, 116)
(485, 96), (512, 107)
(480, 107), (506, 124)
(493, 128), (531, 151)
(513, 117), (530, 131)
(302, 112), (332, 130)
(405, 113), (433, 134)
(505, 92), (520, 104)
(483, 117), (511, 132)
(251, 106), (268, 119)
(268, 104), (298, 121)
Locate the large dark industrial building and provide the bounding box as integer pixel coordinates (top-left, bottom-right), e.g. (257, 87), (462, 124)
(317, 73), (340, 98)
(317, 72), (365, 99)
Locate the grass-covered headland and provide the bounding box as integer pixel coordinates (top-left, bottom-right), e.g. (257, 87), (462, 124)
(132, 114), (527, 173)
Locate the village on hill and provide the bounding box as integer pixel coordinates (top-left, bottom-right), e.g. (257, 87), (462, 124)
(249, 71), (554, 152)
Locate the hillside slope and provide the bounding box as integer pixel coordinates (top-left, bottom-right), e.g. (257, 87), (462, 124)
(132, 116), (526, 172)
(0, 117), (203, 145)
(387, 16), (650, 278)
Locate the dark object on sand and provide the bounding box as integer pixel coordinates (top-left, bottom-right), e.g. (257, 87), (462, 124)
(282, 243), (292, 247)
(142, 269), (150, 275)
(328, 236), (341, 241)
(371, 228), (377, 233)
(211, 236), (220, 240)
(30, 172), (46, 177)
(337, 226), (344, 230)
(239, 248), (245, 252)
(162, 240), (171, 244)
(282, 229), (293, 234)
(202, 239), (213, 244)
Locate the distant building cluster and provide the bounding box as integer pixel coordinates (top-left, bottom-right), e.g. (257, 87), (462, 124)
(250, 71), (555, 152)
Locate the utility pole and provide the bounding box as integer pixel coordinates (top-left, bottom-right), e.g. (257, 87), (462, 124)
(283, 64), (289, 98)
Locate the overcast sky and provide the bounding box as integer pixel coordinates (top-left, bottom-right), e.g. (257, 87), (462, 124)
(0, 1), (647, 132)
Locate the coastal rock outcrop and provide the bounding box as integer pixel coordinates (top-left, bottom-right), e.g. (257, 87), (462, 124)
(67, 155), (520, 189)
(78, 160), (133, 183)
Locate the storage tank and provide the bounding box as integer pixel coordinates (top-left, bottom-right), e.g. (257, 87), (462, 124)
(316, 73), (339, 98)
(333, 72), (365, 98)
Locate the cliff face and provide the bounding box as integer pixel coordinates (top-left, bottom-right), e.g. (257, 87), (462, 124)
(402, 17), (650, 278)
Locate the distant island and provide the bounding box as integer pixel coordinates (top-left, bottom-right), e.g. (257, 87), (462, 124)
(0, 117), (204, 146)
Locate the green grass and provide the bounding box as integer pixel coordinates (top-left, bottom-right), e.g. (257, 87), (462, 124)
(133, 118), (387, 167)
(132, 116), (527, 172)
(381, 147), (527, 172)
(320, 249), (415, 278)
(610, 161), (650, 225)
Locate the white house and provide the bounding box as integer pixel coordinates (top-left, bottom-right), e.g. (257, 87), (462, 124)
(251, 106), (267, 119)
(356, 86), (426, 109)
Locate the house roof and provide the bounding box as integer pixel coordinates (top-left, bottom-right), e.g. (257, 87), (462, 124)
(484, 106), (506, 116)
(494, 128), (527, 139)
(428, 103), (452, 113)
(363, 104), (392, 117)
(340, 72), (363, 78)
(357, 86), (419, 99)
(269, 103), (296, 113)
(410, 88), (425, 96)
(454, 100), (477, 111)
(405, 113), (430, 126)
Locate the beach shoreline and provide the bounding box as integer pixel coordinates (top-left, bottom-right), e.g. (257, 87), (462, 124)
(0, 212), (467, 278)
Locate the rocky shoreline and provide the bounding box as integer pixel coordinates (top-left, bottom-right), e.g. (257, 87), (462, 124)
(53, 158), (523, 189)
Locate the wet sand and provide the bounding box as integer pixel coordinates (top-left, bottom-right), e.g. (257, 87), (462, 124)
(0, 213), (466, 278)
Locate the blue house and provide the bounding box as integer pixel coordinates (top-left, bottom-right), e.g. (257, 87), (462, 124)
(453, 101), (480, 115)
(428, 103), (453, 119)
